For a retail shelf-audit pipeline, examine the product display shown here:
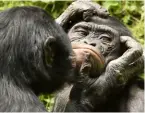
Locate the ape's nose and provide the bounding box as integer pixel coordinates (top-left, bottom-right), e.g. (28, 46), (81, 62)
(83, 40), (96, 47)
(90, 42), (96, 47)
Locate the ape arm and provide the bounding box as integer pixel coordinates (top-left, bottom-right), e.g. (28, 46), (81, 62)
(55, 1), (109, 32)
(64, 36), (144, 111)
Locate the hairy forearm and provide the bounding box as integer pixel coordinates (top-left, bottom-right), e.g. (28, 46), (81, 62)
(56, 5), (76, 30)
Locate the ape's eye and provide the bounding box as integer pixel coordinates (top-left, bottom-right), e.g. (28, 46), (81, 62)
(99, 34), (112, 43)
(75, 28), (88, 36)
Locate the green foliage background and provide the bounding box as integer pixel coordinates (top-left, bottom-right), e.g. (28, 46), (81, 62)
(0, 0), (144, 111)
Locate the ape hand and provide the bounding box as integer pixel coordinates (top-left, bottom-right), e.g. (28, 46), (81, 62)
(56, 1), (109, 31)
(70, 0), (109, 18)
(67, 36), (143, 111)
(106, 36), (143, 85)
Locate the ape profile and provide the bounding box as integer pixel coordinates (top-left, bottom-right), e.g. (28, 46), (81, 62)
(53, 1), (144, 112)
(0, 6), (75, 111)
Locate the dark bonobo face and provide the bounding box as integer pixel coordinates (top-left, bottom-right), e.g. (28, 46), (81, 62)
(68, 22), (121, 75)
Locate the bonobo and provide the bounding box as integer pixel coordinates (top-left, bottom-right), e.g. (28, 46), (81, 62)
(53, 1), (144, 112)
(0, 6), (76, 112)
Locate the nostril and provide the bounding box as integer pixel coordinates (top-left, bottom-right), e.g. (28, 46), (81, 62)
(90, 43), (96, 47)
(83, 41), (88, 44)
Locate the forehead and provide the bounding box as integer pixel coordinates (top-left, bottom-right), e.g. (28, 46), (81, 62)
(72, 22), (119, 35)
(87, 16), (132, 36)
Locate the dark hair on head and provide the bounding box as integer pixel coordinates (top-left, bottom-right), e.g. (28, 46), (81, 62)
(0, 6), (70, 87)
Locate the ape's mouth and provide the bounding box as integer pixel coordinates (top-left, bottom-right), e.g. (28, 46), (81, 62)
(71, 42), (105, 77)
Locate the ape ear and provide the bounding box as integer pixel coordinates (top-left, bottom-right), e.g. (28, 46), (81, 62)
(44, 36), (56, 66)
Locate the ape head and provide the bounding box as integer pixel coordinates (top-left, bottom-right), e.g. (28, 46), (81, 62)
(68, 16), (132, 76)
(0, 6), (75, 95)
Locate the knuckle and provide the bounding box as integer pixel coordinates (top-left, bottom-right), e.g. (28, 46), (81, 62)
(106, 61), (117, 71)
(108, 60), (117, 67)
(133, 48), (143, 57)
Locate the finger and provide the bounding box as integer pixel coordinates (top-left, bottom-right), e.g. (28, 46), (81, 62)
(120, 36), (142, 50)
(118, 36), (143, 64)
(75, 1), (109, 17)
(128, 55), (144, 74)
(114, 55), (144, 84)
(85, 1), (109, 17)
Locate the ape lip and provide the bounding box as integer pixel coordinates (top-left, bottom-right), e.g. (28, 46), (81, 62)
(71, 42), (105, 67)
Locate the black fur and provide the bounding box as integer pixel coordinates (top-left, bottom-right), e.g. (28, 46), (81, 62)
(0, 6), (74, 111)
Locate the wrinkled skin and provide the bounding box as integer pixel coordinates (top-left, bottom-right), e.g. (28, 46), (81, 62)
(53, 1), (144, 112)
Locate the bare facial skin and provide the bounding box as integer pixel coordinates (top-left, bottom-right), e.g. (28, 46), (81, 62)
(72, 42), (105, 77)
(68, 22), (120, 77)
